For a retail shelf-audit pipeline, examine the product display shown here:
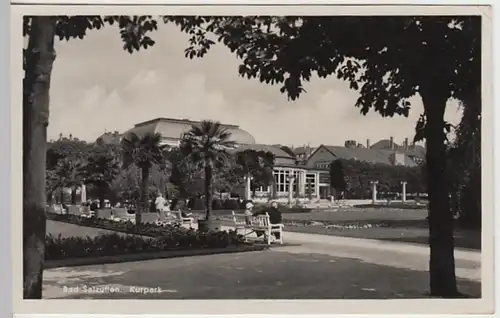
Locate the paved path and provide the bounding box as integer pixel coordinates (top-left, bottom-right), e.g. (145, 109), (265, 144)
(43, 225), (481, 299)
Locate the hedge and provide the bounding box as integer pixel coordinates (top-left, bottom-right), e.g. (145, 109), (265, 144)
(330, 159), (426, 199)
(45, 230), (245, 261)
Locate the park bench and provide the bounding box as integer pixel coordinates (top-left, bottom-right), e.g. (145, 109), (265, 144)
(111, 207), (134, 222)
(80, 205), (94, 218)
(231, 211), (284, 245)
(67, 205), (80, 215)
(157, 210), (194, 227)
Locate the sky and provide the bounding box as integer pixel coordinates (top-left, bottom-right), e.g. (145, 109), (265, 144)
(48, 23), (463, 148)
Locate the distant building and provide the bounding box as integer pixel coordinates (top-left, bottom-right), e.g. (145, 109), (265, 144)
(95, 130), (122, 146)
(95, 118), (425, 201)
(123, 117), (256, 147)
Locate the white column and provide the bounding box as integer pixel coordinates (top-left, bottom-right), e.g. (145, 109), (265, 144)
(401, 181), (407, 202)
(299, 171), (306, 197)
(370, 181), (378, 204)
(287, 176), (295, 206)
(244, 174), (253, 201)
(315, 173), (320, 199)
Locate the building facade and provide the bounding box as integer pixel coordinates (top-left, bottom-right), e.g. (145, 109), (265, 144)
(96, 118), (426, 201)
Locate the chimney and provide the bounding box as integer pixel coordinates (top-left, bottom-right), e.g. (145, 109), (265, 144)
(366, 138), (370, 148)
(390, 136), (394, 149)
(404, 138), (409, 150)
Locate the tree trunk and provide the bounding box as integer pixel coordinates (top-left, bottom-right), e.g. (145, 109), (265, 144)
(204, 160), (213, 220)
(138, 165), (150, 225)
(421, 88), (458, 297)
(23, 16), (56, 299)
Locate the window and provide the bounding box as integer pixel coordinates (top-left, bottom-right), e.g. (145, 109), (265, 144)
(319, 172), (330, 184)
(315, 162), (331, 169)
(273, 169), (289, 193)
(305, 173), (316, 196)
(273, 169), (301, 193)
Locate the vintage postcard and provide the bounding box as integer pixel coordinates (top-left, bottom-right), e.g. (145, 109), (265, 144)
(12, 3), (494, 315)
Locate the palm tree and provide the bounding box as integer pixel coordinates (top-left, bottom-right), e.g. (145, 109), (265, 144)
(82, 145), (121, 209)
(121, 132), (167, 224)
(180, 120), (237, 223)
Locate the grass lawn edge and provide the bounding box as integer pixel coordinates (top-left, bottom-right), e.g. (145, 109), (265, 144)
(45, 244), (269, 269)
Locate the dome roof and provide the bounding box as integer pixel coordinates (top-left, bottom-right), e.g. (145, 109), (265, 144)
(124, 118), (256, 145)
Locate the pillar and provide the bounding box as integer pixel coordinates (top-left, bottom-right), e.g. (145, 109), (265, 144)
(244, 174), (252, 201)
(299, 171), (306, 197)
(315, 173), (320, 199)
(288, 176), (295, 206)
(370, 181), (378, 204)
(401, 181), (407, 203)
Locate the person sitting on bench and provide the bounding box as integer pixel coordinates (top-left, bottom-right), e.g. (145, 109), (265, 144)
(253, 201), (282, 240)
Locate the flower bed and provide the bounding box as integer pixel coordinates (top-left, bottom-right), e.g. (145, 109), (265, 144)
(46, 230), (247, 261)
(46, 212), (248, 261)
(284, 218), (429, 230)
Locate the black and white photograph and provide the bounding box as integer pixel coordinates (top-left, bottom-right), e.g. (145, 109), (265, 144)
(15, 4), (493, 315)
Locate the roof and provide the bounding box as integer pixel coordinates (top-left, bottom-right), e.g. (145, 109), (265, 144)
(324, 145), (394, 165)
(231, 144), (297, 167)
(307, 144), (418, 168)
(370, 139), (398, 150)
(124, 118), (256, 145)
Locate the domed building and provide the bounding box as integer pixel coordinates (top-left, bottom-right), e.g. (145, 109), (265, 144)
(122, 117), (256, 147)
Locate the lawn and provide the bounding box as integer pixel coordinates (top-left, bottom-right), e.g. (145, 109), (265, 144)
(204, 207), (481, 251)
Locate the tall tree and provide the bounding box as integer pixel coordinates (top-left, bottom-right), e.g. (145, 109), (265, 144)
(167, 148), (205, 198)
(330, 159), (347, 197)
(235, 149), (275, 194)
(180, 120), (236, 221)
(81, 144), (120, 209)
(171, 16), (481, 297)
(121, 132), (167, 224)
(46, 136), (89, 203)
(23, 15), (159, 298)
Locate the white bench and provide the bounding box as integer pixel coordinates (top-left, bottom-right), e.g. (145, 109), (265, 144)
(232, 211), (284, 245)
(157, 210), (194, 227)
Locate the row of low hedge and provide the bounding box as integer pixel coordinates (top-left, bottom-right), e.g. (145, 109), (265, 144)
(46, 212), (246, 246)
(45, 229), (246, 261)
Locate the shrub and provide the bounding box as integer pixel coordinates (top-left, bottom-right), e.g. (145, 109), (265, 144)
(211, 198), (223, 210)
(189, 197), (205, 211)
(222, 199), (240, 210)
(330, 159), (426, 198)
(45, 228), (245, 261)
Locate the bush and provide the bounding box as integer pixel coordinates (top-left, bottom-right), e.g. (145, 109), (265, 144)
(189, 197), (205, 211)
(330, 159), (426, 197)
(211, 198), (223, 210)
(222, 199), (241, 210)
(45, 213), (247, 260)
(45, 228), (245, 260)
